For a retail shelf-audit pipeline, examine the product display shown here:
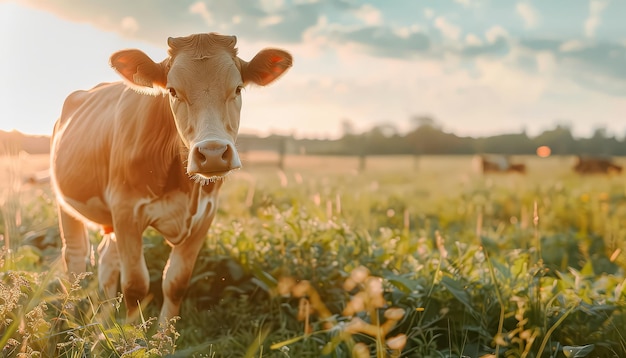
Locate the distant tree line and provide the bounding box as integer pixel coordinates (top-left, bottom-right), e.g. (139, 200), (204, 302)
(3, 119), (625, 157)
(238, 120), (626, 157)
(0, 130), (50, 155)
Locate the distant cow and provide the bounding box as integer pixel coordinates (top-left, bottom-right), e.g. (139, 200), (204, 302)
(573, 156), (623, 174)
(474, 155), (526, 174)
(50, 33), (292, 322)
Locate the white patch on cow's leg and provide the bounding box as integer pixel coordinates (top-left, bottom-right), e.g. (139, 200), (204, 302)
(58, 205), (90, 275)
(97, 233), (120, 299)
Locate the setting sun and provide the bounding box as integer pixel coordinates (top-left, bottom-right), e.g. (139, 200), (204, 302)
(536, 145), (551, 158)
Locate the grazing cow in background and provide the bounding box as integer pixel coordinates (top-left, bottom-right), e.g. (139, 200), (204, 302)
(474, 154), (526, 174)
(573, 155), (623, 174)
(50, 33), (292, 322)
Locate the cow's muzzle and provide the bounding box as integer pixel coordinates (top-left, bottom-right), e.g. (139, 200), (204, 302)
(188, 139), (241, 180)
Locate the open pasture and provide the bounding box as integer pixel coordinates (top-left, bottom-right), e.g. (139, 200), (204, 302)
(1, 153), (626, 357)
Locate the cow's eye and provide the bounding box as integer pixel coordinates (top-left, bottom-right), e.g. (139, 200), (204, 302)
(168, 87), (178, 99)
(235, 86), (243, 96)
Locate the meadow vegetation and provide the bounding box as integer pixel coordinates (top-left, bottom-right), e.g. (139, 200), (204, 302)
(1, 153), (625, 357)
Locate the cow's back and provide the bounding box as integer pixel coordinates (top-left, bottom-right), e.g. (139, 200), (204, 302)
(51, 82), (133, 225)
(51, 84), (124, 279)
(52, 81), (182, 226)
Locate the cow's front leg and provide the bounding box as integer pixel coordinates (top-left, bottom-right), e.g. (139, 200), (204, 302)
(112, 210), (150, 321)
(160, 227), (211, 323)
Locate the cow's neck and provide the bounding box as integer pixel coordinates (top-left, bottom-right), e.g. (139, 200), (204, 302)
(116, 92), (195, 197)
(117, 91), (225, 200)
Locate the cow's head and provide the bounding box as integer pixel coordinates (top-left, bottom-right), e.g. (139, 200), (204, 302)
(110, 33), (292, 183)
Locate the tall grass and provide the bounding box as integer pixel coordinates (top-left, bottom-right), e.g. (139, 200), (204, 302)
(0, 140), (24, 270)
(1, 154), (625, 357)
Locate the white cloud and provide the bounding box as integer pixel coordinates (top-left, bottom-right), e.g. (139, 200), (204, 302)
(189, 1), (213, 25)
(394, 24), (422, 39)
(299, 15), (331, 56)
(120, 16), (139, 35)
(424, 8), (435, 19)
(434, 16), (461, 41)
(259, 15), (283, 27)
(584, 0), (608, 38)
(472, 55), (547, 105)
(353, 4), (382, 25)
(454, 0), (484, 8)
(485, 25), (508, 43)
(535, 51), (556, 73)
(559, 39), (588, 52)
(465, 33), (483, 46)
(259, 0), (285, 12)
(516, 2), (539, 29)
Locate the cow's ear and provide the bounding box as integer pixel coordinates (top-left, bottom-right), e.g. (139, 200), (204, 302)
(242, 49), (292, 86)
(110, 49), (167, 89)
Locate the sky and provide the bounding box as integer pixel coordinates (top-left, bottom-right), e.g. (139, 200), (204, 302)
(1, 0), (625, 139)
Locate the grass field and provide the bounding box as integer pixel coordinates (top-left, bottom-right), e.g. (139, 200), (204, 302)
(1, 153), (626, 357)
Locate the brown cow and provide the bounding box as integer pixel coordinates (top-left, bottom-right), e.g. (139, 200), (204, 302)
(50, 33), (292, 322)
(573, 155), (623, 174)
(474, 154), (526, 174)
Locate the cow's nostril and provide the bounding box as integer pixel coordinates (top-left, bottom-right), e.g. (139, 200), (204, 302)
(193, 146), (208, 165)
(221, 145), (233, 162)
